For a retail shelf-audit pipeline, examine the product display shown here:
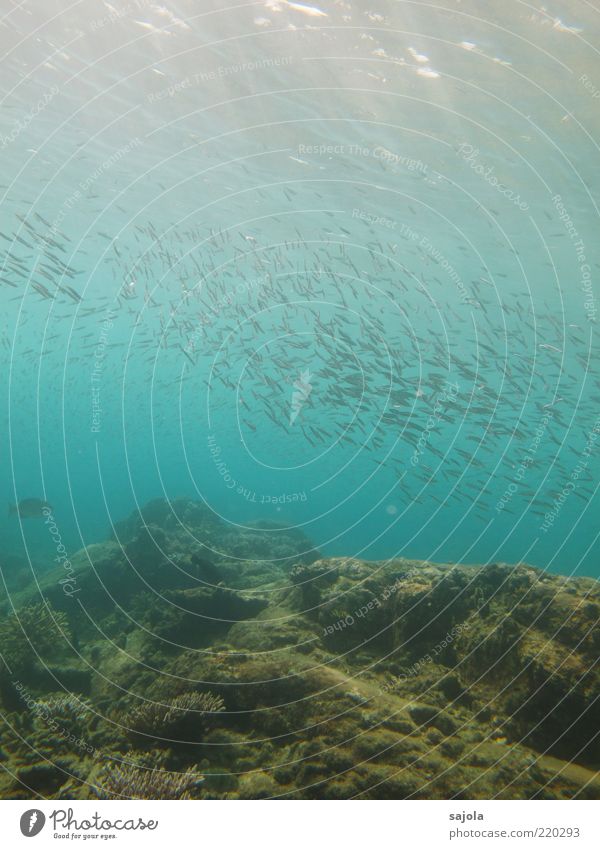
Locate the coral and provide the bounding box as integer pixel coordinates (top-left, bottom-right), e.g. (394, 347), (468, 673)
(128, 691), (225, 742)
(4, 499), (600, 801)
(31, 694), (92, 736)
(0, 602), (71, 674)
(95, 761), (202, 800)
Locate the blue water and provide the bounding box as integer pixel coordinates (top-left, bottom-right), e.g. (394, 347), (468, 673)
(1, 0), (599, 580)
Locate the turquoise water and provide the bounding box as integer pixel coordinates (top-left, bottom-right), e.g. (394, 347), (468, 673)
(1, 0), (599, 579)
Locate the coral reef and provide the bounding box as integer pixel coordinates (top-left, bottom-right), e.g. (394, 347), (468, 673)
(1, 499), (599, 800)
(94, 761), (202, 800)
(128, 691), (225, 742)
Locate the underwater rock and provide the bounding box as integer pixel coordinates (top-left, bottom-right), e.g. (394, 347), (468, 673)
(244, 520), (320, 563)
(8, 499), (52, 519)
(124, 523), (168, 567)
(228, 607), (315, 653)
(111, 501), (319, 574)
(316, 558), (600, 771)
(408, 704), (438, 726)
(156, 586), (268, 645)
(30, 694), (92, 730)
(1, 554), (35, 593)
(16, 763), (69, 796)
(94, 762), (203, 800)
(289, 559), (339, 610)
(6, 499), (321, 622)
(190, 553), (221, 585)
(214, 518), (319, 572)
(127, 691), (225, 746)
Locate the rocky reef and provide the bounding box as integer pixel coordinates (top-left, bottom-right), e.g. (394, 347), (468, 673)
(0, 499), (599, 799)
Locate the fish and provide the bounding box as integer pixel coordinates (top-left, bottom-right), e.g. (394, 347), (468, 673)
(9, 498), (53, 518)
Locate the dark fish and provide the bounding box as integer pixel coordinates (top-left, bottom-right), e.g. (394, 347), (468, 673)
(9, 498), (53, 518)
